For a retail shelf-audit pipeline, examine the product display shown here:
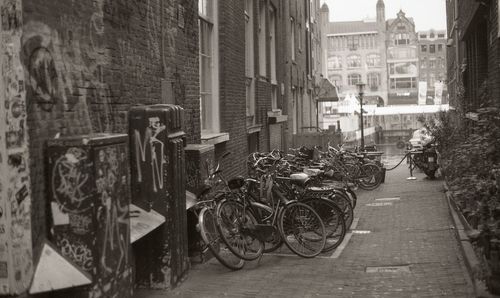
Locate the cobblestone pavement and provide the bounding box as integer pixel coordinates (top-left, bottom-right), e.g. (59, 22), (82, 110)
(135, 161), (472, 298)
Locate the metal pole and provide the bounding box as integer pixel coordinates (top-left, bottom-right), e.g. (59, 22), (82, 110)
(360, 92), (365, 149)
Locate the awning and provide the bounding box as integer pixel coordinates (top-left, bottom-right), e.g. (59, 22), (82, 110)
(316, 78), (340, 102)
(130, 204), (166, 243)
(29, 241), (92, 294)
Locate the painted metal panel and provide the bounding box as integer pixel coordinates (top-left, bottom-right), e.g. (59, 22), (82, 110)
(29, 242), (92, 294)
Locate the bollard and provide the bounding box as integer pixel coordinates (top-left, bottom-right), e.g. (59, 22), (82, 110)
(129, 104), (189, 290)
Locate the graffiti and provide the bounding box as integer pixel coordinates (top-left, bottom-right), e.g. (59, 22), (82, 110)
(118, 38), (147, 83)
(51, 147), (93, 214)
(146, 0), (161, 61)
(57, 237), (94, 272)
(27, 47), (58, 111)
(134, 117), (166, 192)
(185, 159), (198, 189)
(172, 70), (185, 105)
(0, 0), (21, 31)
(68, 214), (92, 235)
(94, 144), (130, 297)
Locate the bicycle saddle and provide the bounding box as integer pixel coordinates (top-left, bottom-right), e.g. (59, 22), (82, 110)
(290, 173), (310, 186)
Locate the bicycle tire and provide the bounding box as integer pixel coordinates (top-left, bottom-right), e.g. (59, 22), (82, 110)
(301, 197), (346, 252)
(249, 202), (284, 253)
(199, 207), (245, 270)
(279, 202), (326, 258)
(358, 163), (382, 190)
(328, 192), (354, 230)
(216, 199), (264, 261)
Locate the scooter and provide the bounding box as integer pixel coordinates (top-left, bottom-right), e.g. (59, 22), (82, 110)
(411, 142), (438, 179)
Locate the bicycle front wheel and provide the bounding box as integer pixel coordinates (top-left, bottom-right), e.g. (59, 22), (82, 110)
(216, 199), (264, 261)
(279, 202), (326, 258)
(199, 207), (245, 270)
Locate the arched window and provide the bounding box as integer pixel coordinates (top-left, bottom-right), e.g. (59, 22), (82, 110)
(327, 56), (342, 70)
(347, 74), (361, 86)
(367, 73), (380, 90)
(366, 53), (380, 67)
(346, 55), (361, 68)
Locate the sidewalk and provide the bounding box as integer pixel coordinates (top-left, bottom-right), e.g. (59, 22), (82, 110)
(135, 164), (472, 298)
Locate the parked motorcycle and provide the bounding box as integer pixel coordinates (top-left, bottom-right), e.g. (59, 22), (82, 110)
(409, 142), (438, 179)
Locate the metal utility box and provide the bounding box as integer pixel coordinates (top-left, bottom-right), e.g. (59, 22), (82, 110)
(47, 133), (132, 298)
(129, 104), (189, 289)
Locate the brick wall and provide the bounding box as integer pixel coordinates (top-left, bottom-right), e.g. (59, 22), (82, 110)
(21, 0), (200, 260)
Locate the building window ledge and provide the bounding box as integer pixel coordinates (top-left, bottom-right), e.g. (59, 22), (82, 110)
(247, 124), (262, 134)
(268, 110), (288, 124)
(201, 132), (230, 145)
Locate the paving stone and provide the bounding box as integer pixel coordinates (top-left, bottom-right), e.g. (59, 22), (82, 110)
(135, 166), (472, 298)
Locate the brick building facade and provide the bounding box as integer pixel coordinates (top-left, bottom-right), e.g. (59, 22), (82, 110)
(0, 0), (327, 296)
(417, 29), (448, 104)
(446, 0), (500, 111)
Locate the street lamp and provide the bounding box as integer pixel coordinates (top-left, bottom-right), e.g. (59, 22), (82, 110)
(356, 82), (366, 150)
(313, 83), (322, 131)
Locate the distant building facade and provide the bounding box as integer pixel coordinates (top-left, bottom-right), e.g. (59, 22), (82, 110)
(417, 29), (448, 104)
(385, 10), (419, 105)
(324, 0), (388, 106)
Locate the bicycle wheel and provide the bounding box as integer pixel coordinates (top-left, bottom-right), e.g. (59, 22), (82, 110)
(358, 163), (382, 190)
(279, 202), (326, 258)
(301, 198), (346, 252)
(329, 192), (354, 230)
(216, 199), (264, 261)
(250, 202), (283, 253)
(199, 207), (244, 270)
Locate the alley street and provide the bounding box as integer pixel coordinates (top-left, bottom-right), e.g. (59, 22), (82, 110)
(135, 160), (472, 298)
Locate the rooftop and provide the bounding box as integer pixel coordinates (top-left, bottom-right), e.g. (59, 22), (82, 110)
(328, 20), (379, 35)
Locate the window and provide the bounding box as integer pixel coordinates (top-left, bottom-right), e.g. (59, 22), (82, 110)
(421, 45), (427, 52)
(429, 58), (436, 69)
(327, 56), (342, 70)
(258, 0), (266, 76)
(367, 73), (380, 90)
(291, 17), (295, 60)
(366, 53), (380, 67)
(271, 85), (278, 110)
(429, 73), (435, 87)
(199, 0), (219, 132)
(395, 33), (410, 45)
(438, 33), (445, 38)
(245, 0), (255, 124)
(389, 62), (418, 75)
(346, 55), (361, 68)
(429, 44), (435, 53)
(389, 77), (417, 89)
(269, 5), (277, 83)
(347, 35), (360, 50)
(348, 74), (361, 86)
(298, 23), (302, 51)
(329, 75), (342, 89)
(388, 47), (417, 59)
(420, 34), (427, 39)
(437, 44), (443, 52)
(420, 58), (427, 68)
(430, 32), (435, 38)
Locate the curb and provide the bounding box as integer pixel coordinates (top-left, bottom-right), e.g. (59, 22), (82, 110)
(444, 185), (495, 298)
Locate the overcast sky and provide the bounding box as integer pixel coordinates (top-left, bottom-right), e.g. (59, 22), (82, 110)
(321, 0), (447, 32)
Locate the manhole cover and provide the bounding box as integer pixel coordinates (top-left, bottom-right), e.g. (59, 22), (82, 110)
(366, 202), (393, 207)
(351, 230), (371, 234)
(365, 265), (411, 273)
(375, 197), (400, 201)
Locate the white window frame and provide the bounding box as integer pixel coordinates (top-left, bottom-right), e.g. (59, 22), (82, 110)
(291, 17), (296, 61)
(199, 0), (220, 134)
(258, 0), (267, 77)
(245, 0), (256, 124)
(269, 4), (277, 84)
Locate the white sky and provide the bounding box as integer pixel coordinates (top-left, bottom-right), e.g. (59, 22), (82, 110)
(321, 0), (447, 32)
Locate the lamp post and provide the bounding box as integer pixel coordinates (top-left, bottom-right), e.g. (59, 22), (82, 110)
(314, 83), (322, 131)
(356, 82), (366, 150)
